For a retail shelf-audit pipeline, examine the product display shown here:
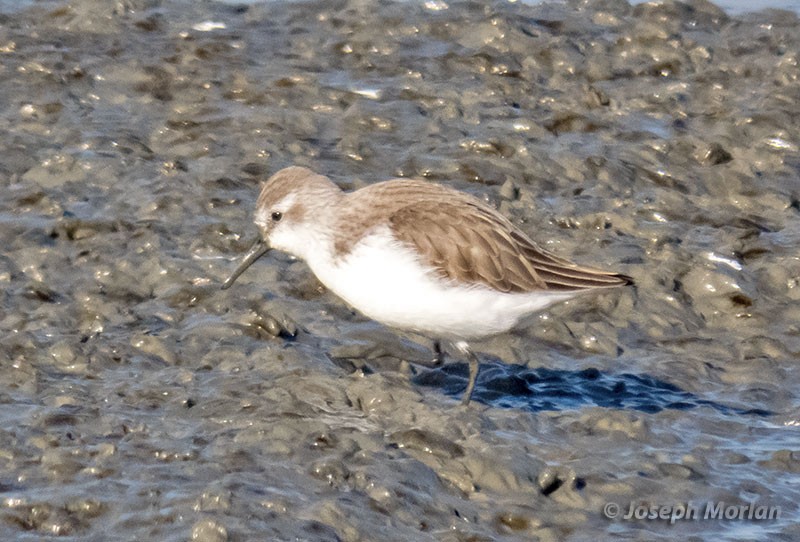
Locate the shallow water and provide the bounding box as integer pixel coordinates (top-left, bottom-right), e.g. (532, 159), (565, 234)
(1, 0), (799, 540)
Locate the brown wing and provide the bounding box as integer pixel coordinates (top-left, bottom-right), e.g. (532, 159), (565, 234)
(388, 198), (632, 294)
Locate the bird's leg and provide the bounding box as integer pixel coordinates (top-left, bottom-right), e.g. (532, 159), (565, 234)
(394, 338), (444, 368)
(454, 341), (480, 406)
(462, 351), (480, 406)
(432, 340), (445, 366)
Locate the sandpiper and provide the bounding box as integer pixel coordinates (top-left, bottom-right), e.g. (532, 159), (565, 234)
(222, 166), (632, 405)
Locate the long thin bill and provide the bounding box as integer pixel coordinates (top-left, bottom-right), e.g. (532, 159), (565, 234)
(221, 238), (271, 290)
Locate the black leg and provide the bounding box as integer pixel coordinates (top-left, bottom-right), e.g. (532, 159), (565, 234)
(432, 340), (445, 366)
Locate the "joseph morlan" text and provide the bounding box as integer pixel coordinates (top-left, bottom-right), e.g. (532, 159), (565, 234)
(613, 501), (781, 523)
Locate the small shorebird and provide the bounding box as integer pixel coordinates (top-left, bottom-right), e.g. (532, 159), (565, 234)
(222, 166), (632, 405)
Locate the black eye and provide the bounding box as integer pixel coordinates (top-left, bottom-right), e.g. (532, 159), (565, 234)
(271, 211), (282, 222)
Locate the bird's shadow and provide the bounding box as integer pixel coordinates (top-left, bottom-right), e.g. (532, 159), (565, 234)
(412, 359), (773, 416)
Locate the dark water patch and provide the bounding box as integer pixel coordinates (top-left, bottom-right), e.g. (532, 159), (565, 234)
(414, 360), (774, 417)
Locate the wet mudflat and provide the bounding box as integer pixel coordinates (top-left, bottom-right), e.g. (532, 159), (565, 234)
(0, 0), (799, 540)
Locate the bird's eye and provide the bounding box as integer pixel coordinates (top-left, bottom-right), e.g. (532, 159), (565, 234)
(271, 211), (283, 222)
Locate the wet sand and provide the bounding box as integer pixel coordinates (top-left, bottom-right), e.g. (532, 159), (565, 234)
(0, 0), (799, 540)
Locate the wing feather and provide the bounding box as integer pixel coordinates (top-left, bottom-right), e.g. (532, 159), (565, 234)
(388, 197), (631, 293)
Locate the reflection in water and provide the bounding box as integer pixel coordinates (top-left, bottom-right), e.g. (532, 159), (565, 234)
(415, 360), (773, 416)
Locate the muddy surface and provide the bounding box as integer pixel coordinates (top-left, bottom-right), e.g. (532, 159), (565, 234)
(1, 0), (799, 540)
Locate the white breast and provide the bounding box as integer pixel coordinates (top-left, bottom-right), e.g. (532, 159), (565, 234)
(304, 227), (578, 340)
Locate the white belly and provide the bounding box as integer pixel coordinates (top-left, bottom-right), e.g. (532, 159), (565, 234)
(305, 228), (577, 340)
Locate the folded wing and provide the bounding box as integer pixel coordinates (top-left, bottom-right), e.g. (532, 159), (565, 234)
(389, 199), (632, 294)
